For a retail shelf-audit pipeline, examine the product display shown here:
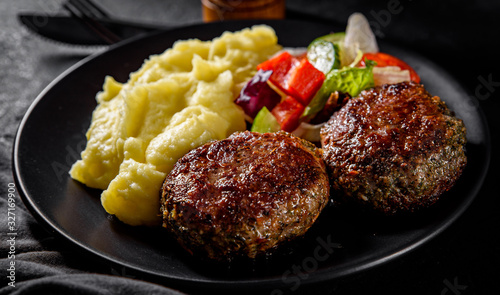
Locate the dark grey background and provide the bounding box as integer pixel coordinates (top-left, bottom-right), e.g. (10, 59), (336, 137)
(1, 0), (499, 294)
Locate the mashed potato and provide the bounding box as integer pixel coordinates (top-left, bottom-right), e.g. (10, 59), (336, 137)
(70, 25), (281, 226)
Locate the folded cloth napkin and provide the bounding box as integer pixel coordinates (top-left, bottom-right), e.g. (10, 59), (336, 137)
(0, 273), (185, 295)
(0, 181), (185, 295)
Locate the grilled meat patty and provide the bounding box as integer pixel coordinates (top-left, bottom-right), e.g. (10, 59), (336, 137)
(321, 82), (467, 214)
(161, 131), (330, 260)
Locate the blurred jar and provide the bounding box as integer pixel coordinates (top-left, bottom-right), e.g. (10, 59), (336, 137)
(202, 0), (286, 22)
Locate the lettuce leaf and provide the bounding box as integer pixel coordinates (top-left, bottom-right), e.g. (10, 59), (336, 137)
(302, 60), (375, 119)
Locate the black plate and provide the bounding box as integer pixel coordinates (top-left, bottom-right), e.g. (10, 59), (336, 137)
(13, 20), (490, 292)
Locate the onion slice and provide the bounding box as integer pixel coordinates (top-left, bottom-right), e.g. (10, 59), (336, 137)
(342, 13), (379, 67)
(292, 122), (326, 143)
(372, 66), (411, 86)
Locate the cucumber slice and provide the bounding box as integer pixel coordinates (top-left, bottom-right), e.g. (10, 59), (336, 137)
(307, 39), (341, 74)
(251, 107), (280, 133)
(313, 32), (346, 44)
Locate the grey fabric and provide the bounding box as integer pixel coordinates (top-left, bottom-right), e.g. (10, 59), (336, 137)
(0, 178), (185, 294)
(0, 274), (185, 295)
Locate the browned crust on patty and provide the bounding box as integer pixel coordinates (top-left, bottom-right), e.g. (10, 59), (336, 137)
(320, 82), (467, 214)
(161, 131), (330, 259)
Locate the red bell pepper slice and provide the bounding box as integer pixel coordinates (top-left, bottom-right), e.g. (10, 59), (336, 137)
(271, 96), (305, 132)
(359, 52), (420, 83)
(287, 59), (326, 105)
(257, 51), (299, 94)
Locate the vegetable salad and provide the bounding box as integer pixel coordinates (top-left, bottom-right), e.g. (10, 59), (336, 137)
(235, 13), (420, 139)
